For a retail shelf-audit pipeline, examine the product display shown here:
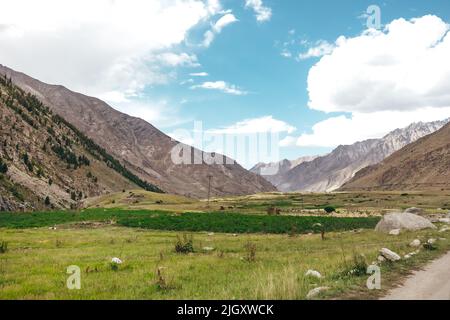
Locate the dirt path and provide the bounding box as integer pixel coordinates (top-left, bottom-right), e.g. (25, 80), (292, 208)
(382, 251), (450, 300)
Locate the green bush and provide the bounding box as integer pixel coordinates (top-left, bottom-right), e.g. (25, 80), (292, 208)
(324, 206), (336, 214)
(0, 159), (8, 174)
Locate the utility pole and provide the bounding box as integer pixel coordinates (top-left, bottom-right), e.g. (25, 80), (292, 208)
(207, 174), (213, 208)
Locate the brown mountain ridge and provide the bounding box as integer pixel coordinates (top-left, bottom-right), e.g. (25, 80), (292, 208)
(0, 65), (275, 199)
(341, 122), (450, 191)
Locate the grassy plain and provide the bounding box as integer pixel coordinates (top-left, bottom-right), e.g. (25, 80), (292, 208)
(0, 191), (449, 300)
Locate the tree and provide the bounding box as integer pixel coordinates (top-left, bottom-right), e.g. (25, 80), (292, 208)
(0, 159), (7, 174)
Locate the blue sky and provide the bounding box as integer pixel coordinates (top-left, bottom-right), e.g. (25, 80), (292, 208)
(1, 0), (450, 168)
(138, 0), (450, 164)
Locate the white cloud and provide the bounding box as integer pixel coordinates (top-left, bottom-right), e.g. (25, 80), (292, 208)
(279, 135), (297, 147)
(213, 13), (238, 32)
(0, 0), (219, 99)
(190, 72), (209, 77)
(296, 15), (450, 148)
(191, 81), (248, 95)
(208, 116), (296, 134)
(297, 107), (450, 148)
(202, 13), (238, 47)
(245, 0), (272, 23)
(298, 40), (334, 60)
(307, 15), (450, 114)
(156, 52), (200, 67)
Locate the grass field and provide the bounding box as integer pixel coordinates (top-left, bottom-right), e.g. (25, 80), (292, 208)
(84, 190), (450, 217)
(0, 208), (379, 234)
(1, 225), (449, 299)
(1, 191), (449, 300)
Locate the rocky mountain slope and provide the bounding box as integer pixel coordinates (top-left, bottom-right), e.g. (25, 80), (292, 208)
(0, 75), (162, 211)
(258, 120), (448, 192)
(0, 65), (275, 198)
(250, 156), (319, 186)
(341, 122), (450, 191)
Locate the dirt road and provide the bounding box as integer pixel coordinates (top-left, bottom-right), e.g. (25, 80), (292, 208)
(382, 251), (450, 300)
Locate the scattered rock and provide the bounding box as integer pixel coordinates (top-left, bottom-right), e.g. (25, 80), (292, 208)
(375, 212), (436, 233)
(409, 239), (421, 247)
(380, 248), (401, 262)
(305, 270), (322, 279)
(389, 229), (401, 236)
(404, 254), (412, 259)
(202, 247), (215, 252)
(111, 257), (123, 264)
(208, 232), (215, 236)
(306, 287), (330, 299)
(439, 226), (450, 233)
(377, 255), (386, 263)
(427, 239), (437, 245)
(439, 218), (450, 224)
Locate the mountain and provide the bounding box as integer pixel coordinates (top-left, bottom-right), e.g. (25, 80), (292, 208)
(341, 122), (450, 191)
(250, 156), (319, 186)
(0, 75), (163, 211)
(0, 65), (275, 198)
(261, 120), (449, 192)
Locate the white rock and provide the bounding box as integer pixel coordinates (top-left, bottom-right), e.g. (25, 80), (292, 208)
(377, 255), (386, 263)
(202, 247), (215, 252)
(439, 226), (450, 233)
(389, 229), (401, 236)
(111, 257), (123, 264)
(375, 212), (436, 233)
(439, 218), (450, 224)
(380, 248), (401, 262)
(404, 207), (425, 215)
(427, 238), (437, 245)
(404, 254), (412, 259)
(208, 232), (215, 236)
(306, 286), (330, 299)
(409, 239), (421, 247)
(305, 270), (322, 279)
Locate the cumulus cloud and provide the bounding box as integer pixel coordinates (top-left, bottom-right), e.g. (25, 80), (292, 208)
(156, 52), (200, 67)
(297, 107), (450, 148)
(208, 116), (296, 134)
(191, 81), (248, 95)
(297, 15), (450, 148)
(245, 0), (272, 22)
(0, 0), (219, 99)
(307, 15), (450, 114)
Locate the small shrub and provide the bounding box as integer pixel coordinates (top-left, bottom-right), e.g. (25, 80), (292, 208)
(44, 196), (51, 206)
(336, 253), (368, 278)
(110, 262), (120, 271)
(423, 243), (437, 251)
(324, 206), (336, 214)
(0, 241), (8, 254)
(174, 234), (194, 254)
(244, 242), (257, 262)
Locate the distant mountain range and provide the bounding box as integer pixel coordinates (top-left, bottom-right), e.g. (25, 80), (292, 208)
(0, 64), (275, 203)
(253, 119), (449, 192)
(250, 156), (319, 186)
(341, 121), (450, 191)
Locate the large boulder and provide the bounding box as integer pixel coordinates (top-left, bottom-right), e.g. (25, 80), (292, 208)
(375, 212), (436, 233)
